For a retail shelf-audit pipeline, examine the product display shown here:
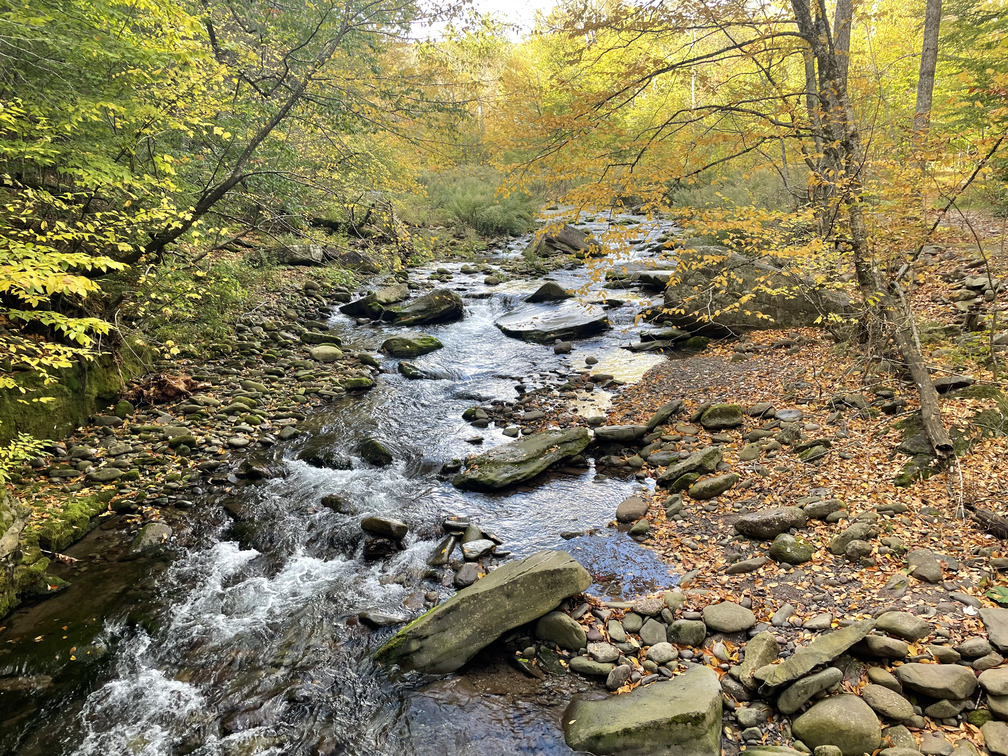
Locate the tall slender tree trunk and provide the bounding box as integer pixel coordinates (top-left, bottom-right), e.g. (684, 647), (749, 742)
(833, 0), (853, 89)
(914, 0), (942, 141)
(790, 0), (953, 457)
(913, 0), (943, 214)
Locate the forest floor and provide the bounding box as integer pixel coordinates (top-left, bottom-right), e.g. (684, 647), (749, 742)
(567, 218), (1008, 715)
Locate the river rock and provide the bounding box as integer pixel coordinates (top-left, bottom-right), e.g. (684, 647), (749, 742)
(360, 516), (408, 540)
(769, 533), (815, 564)
(735, 507), (808, 540)
(856, 634), (909, 659)
(894, 663), (977, 699)
(984, 722), (1008, 756)
(688, 473), (739, 500)
(359, 610), (408, 628)
(657, 446), (723, 487)
(454, 563), (479, 588)
(699, 403), (744, 430)
(755, 620), (875, 688)
(615, 496), (649, 524)
(381, 334), (443, 358)
(791, 694), (881, 756)
(452, 428), (591, 491)
(646, 642), (678, 664)
(607, 664), (633, 691)
(646, 399), (684, 432)
(668, 619), (707, 647)
(526, 281), (573, 302)
(360, 438), (393, 467)
(907, 548), (942, 583)
(391, 288), (464, 326)
(496, 302), (609, 344)
(569, 656), (615, 677)
(461, 539), (495, 560)
(309, 345), (343, 363)
(374, 550), (591, 673)
(702, 601), (756, 633)
(777, 666), (843, 715)
(662, 247), (849, 334)
(829, 522), (875, 555)
(739, 631), (780, 689)
(528, 223), (599, 257)
(861, 684), (915, 721)
(980, 668), (1008, 696)
(595, 425), (647, 443)
(875, 611), (930, 642)
(129, 522), (172, 555)
(563, 665), (722, 756)
(536, 610), (587, 650)
(981, 608), (1008, 654)
(273, 243), (324, 265)
(640, 618), (667, 647)
(588, 641), (620, 663)
(340, 284), (409, 317)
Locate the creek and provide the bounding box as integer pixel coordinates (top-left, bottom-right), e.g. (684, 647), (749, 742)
(0, 213), (683, 756)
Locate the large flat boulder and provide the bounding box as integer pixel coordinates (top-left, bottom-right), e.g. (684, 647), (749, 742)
(391, 288), (464, 326)
(496, 302), (609, 344)
(895, 663), (977, 699)
(563, 666), (722, 756)
(452, 428), (591, 491)
(605, 262), (677, 291)
(755, 620), (875, 688)
(663, 247), (850, 334)
(528, 223), (602, 257)
(374, 550), (591, 673)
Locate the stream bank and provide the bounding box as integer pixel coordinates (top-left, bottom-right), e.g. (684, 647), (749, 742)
(1, 212), (1006, 756)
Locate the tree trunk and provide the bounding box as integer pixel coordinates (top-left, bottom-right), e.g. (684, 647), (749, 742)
(833, 0), (853, 90)
(790, 0), (953, 458)
(913, 0), (942, 141)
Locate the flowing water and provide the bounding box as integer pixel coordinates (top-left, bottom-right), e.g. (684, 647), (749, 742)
(0, 213), (683, 756)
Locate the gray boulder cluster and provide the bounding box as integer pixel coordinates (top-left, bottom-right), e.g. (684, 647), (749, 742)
(374, 540), (1008, 756)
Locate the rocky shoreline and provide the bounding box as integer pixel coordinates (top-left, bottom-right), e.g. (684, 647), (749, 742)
(2, 228), (1006, 756)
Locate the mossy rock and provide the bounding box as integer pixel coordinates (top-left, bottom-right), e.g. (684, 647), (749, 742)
(29, 495), (107, 551)
(683, 336), (710, 351)
(0, 342), (152, 445)
(668, 472), (700, 493)
(381, 334), (444, 359)
(342, 376), (374, 390)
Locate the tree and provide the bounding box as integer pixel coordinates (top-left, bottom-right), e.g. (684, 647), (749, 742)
(0, 0), (453, 390)
(495, 0), (979, 456)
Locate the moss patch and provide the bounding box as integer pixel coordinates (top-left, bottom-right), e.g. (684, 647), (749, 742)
(29, 494), (109, 551)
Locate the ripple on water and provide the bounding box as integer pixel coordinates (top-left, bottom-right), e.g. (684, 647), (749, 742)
(564, 531), (677, 599)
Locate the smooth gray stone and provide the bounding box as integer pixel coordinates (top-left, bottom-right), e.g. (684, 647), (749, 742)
(563, 665), (722, 756)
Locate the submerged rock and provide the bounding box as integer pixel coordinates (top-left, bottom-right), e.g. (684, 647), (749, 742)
(374, 550), (591, 673)
(496, 302), (609, 344)
(563, 665), (722, 756)
(452, 428), (591, 491)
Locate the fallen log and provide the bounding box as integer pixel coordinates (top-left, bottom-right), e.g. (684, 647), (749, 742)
(965, 502), (1008, 540)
